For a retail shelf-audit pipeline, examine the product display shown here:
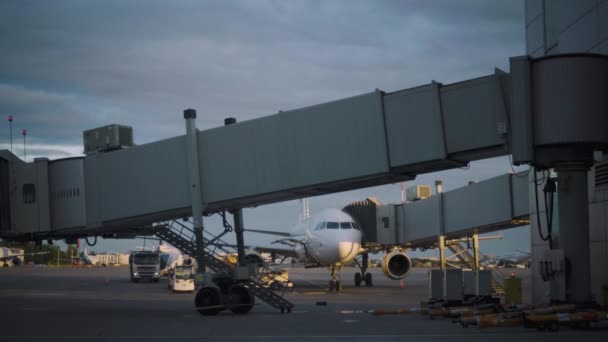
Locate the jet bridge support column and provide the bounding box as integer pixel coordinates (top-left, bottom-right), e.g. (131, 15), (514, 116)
(184, 109), (206, 273)
(509, 54), (607, 305)
(438, 235), (446, 270)
(224, 117), (247, 266)
(556, 163), (592, 304)
(233, 209), (246, 266)
(472, 233), (480, 270)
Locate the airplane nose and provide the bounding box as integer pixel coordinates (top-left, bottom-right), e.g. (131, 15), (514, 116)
(338, 241), (360, 261)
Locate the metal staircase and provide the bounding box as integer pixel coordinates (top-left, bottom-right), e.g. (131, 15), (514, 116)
(447, 242), (505, 296)
(154, 220), (294, 313)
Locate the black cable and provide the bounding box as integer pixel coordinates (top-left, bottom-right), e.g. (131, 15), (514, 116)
(534, 170), (552, 248)
(85, 236), (97, 247)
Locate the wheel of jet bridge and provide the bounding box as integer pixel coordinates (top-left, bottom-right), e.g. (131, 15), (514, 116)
(227, 284), (254, 314)
(195, 286), (224, 316)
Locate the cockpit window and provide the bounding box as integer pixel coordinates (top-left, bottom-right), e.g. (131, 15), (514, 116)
(326, 222), (339, 229)
(352, 222), (361, 231)
(315, 222), (326, 230)
(340, 222), (352, 229)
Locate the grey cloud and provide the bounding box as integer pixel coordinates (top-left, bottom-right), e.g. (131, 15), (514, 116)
(0, 0), (524, 150)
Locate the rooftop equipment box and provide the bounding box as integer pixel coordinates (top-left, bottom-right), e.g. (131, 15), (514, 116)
(83, 124), (133, 154)
(406, 185), (432, 202)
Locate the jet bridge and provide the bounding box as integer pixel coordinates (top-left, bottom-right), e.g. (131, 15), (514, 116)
(1, 53), (606, 306)
(343, 171), (530, 249)
(0, 67), (514, 237)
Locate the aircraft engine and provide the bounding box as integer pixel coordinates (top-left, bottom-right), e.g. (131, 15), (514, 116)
(381, 251), (411, 280)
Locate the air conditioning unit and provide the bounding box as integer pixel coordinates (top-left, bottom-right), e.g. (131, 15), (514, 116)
(83, 124), (134, 154)
(406, 185), (432, 202)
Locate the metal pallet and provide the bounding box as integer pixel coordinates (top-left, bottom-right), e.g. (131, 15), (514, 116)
(154, 220), (294, 313)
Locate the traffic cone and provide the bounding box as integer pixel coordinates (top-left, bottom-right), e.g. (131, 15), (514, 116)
(400, 279), (404, 289)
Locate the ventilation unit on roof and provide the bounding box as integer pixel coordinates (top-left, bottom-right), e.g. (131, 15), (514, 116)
(83, 124), (134, 154)
(406, 185), (432, 202)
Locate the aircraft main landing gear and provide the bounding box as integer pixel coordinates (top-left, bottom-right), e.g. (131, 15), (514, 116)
(354, 253), (373, 287)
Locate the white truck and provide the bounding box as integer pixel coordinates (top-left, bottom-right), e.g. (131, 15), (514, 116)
(129, 251), (160, 282)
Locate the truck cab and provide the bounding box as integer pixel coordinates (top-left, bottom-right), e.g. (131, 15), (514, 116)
(129, 251), (160, 282)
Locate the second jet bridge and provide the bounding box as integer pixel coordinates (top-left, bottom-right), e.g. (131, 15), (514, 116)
(343, 171), (530, 248)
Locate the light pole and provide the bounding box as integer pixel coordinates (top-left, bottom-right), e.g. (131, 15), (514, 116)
(22, 129), (26, 161)
(8, 115), (13, 152)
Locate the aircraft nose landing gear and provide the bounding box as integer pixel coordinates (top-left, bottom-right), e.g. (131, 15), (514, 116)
(328, 264), (342, 292)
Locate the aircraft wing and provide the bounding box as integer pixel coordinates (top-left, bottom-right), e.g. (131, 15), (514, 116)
(252, 246), (299, 259)
(244, 229), (292, 237)
(0, 251), (48, 261)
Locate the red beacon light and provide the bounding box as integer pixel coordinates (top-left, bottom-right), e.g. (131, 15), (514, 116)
(22, 129), (27, 136)
(8, 115), (13, 122)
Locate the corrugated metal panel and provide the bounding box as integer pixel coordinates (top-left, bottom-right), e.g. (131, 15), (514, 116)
(532, 56), (608, 146)
(443, 174), (512, 235)
(375, 205), (396, 244)
(343, 197), (379, 243)
(85, 135), (191, 227)
(441, 74), (508, 154)
(49, 158), (86, 230)
(509, 57), (535, 165)
(383, 83), (446, 167)
(512, 172), (531, 217)
(34, 159), (51, 232)
(199, 92), (389, 204)
(402, 196), (442, 244)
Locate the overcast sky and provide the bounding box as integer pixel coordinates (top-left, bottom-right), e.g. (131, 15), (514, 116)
(0, 0), (528, 258)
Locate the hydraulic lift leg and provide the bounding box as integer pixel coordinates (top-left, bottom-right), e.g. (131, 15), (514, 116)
(184, 109), (206, 273)
(438, 235), (446, 270)
(233, 209), (246, 266)
(472, 233), (480, 270)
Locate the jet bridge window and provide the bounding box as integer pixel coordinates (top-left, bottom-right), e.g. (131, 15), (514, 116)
(23, 184), (36, 204)
(326, 222), (339, 229)
(340, 222), (353, 229)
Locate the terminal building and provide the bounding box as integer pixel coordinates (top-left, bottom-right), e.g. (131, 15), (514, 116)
(525, 0), (608, 305)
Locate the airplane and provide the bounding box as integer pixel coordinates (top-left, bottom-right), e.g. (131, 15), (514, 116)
(245, 201), (412, 292)
(0, 247), (48, 267)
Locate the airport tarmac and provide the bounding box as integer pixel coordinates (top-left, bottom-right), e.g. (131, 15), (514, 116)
(0, 265), (606, 341)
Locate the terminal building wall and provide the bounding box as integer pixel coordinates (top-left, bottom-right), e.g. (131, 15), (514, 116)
(526, 0), (608, 304)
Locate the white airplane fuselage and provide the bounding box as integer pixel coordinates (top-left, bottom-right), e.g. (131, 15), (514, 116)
(291, 208), (362, 266)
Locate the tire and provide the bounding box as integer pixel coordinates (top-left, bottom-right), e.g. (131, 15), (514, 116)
(133, 278), (139, 283)
(195, 287), (224, 316)
(329, 280), (334, 292)
(365, 273), (373, 287)
(228, 285), (254, 314)
(335, 280), (341, 292)
(354, 272), (362, 287)
(153, 278), (159, 283)
(269, 281), (282, 291)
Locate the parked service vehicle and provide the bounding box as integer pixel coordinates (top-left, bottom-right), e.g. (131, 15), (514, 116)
(129, 251), (160, 282)
(168, 265), (195, 292)
(259, 267), (293, 291)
